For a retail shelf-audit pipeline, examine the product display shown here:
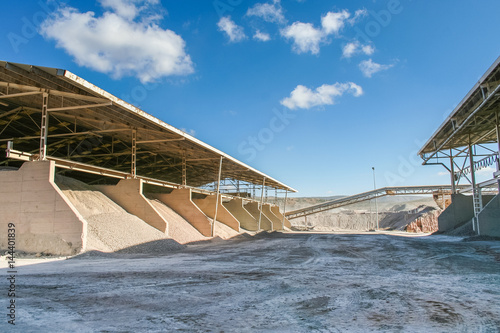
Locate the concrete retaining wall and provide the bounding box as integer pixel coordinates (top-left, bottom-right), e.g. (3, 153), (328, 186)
(271, 205), (292, 228)
(262, 204), (282, 231)
(438, 193), (495, 233)
(0, 161), (86, 255)
(193, 194), (240, 232)
(478, 194), (500, 237)
(244, 202), (272, 231)
(96, 179), (168, 233)
(438, 194), (474, 232)
(223, 198), (258, 231)
(151, 189), (212, 237)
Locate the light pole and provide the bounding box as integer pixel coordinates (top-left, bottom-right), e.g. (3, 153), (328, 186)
(372, 167), (379, 230)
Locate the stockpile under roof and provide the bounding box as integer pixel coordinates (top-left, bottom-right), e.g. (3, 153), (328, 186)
(0, 61), (296, 192)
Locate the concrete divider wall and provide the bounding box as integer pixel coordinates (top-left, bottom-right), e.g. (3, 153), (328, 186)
(244, 202), (273, 231)
(438, 193), (495, 232)
(262, 204), (282, 231)
(0, 161), (87, 255)
(96, 179), (168, 233)
(478, 193), (500, 237)
(193, 194), (240, 232)
(151, 188), (212, 237)
(223, 198), (258, 231)
(438, 194), (474, 232)
(271, 205), (292, 228)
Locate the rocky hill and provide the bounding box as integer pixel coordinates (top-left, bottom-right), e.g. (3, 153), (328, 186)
(275, 195), (441, 233)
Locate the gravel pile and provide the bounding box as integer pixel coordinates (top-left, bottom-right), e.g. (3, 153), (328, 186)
(149, 199), (208, 244)
(55, 175), (240, 254)
(56, 175), (172, 253)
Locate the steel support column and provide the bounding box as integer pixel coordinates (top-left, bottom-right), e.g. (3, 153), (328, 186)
(39, 93), (49, 160)
(449, 149), (456, 194)
(469, 144), (481, 234)
(182, 155), (187, 187)
(258, 177), (266, 230)
(496, 112), (500, 191)
(131, 129), (137, 178)
(212, 156), (223, 237)
(282, 190), (288, 230)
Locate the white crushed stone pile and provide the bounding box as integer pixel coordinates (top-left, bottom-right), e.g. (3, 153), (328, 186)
(149, 199), (208, 244)
(150, 199), (240, 243)
(55, 175), (174, 252)
(213, 221), (240, 239)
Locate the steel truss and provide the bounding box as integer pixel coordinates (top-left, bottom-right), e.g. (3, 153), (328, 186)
(284, 185), (478, 220)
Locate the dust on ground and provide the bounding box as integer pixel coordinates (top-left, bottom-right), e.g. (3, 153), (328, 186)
(1, 232), (499, 332)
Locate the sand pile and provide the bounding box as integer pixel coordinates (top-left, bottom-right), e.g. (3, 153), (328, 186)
(56, 175), (172, 252)
(213, 221), (240, 239)
(149, 199), (240, 242)
(55, 175), (240, 252)
(149, 199), (208, 244)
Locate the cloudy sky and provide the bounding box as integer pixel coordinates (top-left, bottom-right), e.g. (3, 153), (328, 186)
(1, 0), (499, 196)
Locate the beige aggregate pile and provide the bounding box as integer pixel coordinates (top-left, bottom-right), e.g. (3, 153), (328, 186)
(55, 175), (171, 252)
(149, 199), (241, 242)
(149, 199), (208, 244)
(213, 221), (240, 239)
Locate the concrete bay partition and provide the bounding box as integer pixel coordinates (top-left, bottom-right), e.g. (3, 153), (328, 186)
(0, 161), (87, 255)
(262, 204), (282, 231)
(438, 194), (474, 232)
(478, 194), (500, 237)
(223, 198), (258, 231)
(96, 179), (167, 233)
(151, 188), (212, 237)
(244, 202), (273, 231)
(438, 193), (495, 232)
(271, 205), (292, 229)
(193, 194), (240, 232)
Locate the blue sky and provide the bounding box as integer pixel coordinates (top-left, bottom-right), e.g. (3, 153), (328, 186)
(1, 0), (499, 196)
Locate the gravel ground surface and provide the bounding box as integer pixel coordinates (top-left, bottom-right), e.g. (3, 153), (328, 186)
(1, 232), (499, 332)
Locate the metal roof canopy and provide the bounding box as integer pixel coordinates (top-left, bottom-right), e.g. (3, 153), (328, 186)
(0, 61), (297, 193)
(419, 56), (500, 160)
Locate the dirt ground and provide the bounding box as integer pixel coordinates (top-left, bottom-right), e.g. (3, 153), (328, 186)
(1, 232), (500, 332)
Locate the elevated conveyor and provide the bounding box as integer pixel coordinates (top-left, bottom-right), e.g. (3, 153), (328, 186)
(285, 185), (471, 220)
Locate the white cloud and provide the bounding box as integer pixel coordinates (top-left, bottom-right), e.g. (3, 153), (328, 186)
(321, 10), (350, 35)
(359, 59), (393, 78)
(280, 22), (324, 54)
(181, 128), (196, 136)
(342, 42), (358, 58)
(280, 82), (363, 110)
(40, 0), (193, 83)
(99, 0), (160, 21)
(217, 16), (247, 43)
(361, 44), (375, 55)
(342, 41), (375, 58)
(247, 0), (285, 24)
(281, 9), (363, 55)
(253, 30), (271, 41)
(349, 9), (368, 25)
